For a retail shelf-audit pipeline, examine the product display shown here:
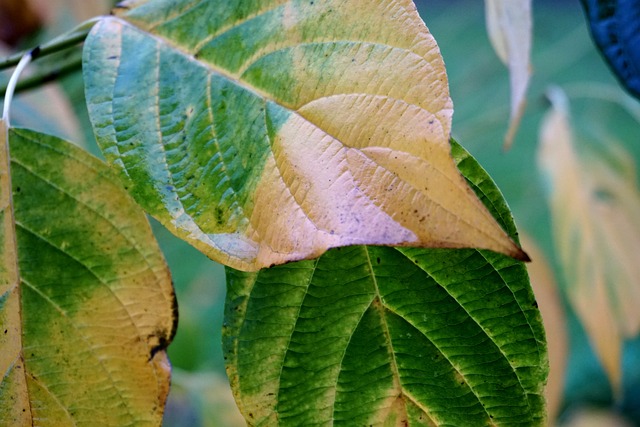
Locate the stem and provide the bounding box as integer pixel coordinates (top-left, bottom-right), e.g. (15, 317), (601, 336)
(2, 52), (33, 126)
(0, 54), (83, 97)
(0, 17), (102, 71)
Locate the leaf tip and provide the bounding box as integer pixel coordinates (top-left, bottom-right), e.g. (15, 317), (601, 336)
(517, 247), (531, 262)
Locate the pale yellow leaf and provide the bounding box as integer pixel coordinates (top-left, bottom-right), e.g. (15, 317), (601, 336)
(538, 86), (640, 393)
(485, 0), (532, 149)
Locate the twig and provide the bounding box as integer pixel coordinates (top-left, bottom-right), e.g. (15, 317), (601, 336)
(2, 51), (34, 125)
(0, 54), (83, 97)
(0, 17), (102, 71)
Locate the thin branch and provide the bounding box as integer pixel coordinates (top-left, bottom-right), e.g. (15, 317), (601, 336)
(0, 17), (102, 71)
(2, 52), (33, 125)
(0, 54), (83, 97)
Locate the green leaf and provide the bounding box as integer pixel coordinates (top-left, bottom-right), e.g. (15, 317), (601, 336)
(0, 127), (176, 425)
(83, 0), (527, 272)
(223, 140), (548, 426)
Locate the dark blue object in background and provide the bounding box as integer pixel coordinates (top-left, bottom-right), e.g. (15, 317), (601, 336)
(581, 0), (640, 99)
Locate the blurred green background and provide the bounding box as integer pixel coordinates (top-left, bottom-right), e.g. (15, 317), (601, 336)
(2, 0), (640, 425)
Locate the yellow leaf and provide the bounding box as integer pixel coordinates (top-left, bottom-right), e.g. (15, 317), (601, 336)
(485, 0), (532, 149)
(0, 119), (30, 425)
(538, 86), (640, 393)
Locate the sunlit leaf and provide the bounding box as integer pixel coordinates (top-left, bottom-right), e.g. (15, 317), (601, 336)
(83, 0), (527, 272)
(538, 86), (640, 392)
(484, 0), (532, 149)
(0, 126), (176, 425)
(223, 140), (548, 426)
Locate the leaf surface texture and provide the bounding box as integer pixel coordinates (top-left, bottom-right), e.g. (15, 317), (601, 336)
(84, 0), (526, 271)
(0, 127), (176, 425)
(224, 141), (548, 426)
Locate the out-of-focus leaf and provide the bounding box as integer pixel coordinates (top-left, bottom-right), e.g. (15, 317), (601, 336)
(484, 0), (532, 149)
(7, 80), (84, 144)
(538, 86), (640, 392)
(0, 0), (41, 46)
(522, 234), (567, 424)
(580, 0), (640, 100)
(164, 370), (245, 427)
(0, 126), (177, 425)
(83, 0), (527, 272)
(223, 140), (547, 426)
(562, 407), (634, 427)
(29, 0), (112, 28)
(18, 0), (113, 154)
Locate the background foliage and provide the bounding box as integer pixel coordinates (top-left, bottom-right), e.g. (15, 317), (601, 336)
(2, 0), (640, 425)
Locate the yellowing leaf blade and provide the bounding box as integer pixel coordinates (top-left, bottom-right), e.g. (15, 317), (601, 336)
(84, 0), (526, 271)
(0, 127), (177, 424)
(538, 87), (640, 392)
(0, 118), (31, 426)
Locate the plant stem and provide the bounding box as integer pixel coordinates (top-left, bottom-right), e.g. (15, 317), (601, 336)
(0, 17), (101, 71)
(2, 52), (33, 125)
(0, 54), (83, 97)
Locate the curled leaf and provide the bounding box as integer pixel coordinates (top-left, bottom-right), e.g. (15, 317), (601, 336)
(84, 0), (526, 271)
(538, 86), (640, 392)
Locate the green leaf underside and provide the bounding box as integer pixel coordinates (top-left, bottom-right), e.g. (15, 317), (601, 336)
(223, 141), (547, 426)
(0, 128), (176, 425)
(84, 0), (526, 272)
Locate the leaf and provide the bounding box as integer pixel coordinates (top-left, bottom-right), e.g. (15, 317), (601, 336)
(563, 407), (634, 427)
(521, 234), (566, 424)
(538, 87), (640, 393)
(580, 0), (640, 100)
(0, 119), (28, 424)
(223, 140), (548, 426)
(83, 0), (527, 272)
(0, 126), (177, 424)
(484, 0), (532, 149)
